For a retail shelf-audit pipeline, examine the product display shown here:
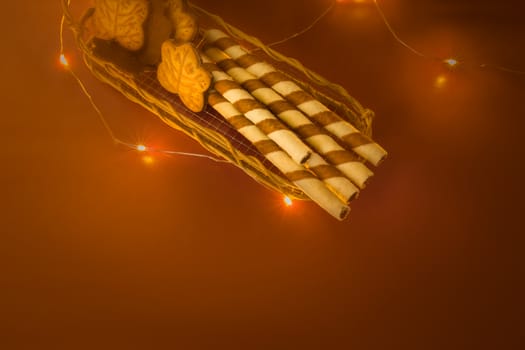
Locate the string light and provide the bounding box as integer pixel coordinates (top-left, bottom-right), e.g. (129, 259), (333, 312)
(136, 144), (147, 152)
(269, 0), (524, 77)
(369, 0), (525, 75)
(284, 196), (293, 207)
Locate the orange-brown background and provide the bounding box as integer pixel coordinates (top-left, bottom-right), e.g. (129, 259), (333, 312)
(1, 0), (524, 348)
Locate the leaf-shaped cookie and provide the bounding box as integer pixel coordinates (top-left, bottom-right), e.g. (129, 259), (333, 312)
(93, 0), (149, 51)
(157, 41), (212, 112)
(167, 0), (198, 43)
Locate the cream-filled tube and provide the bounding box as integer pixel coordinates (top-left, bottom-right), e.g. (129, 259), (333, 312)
(208, 91), (350, 220)
(201, 55), (312, 165)
(306, 153), (359, 203)
(203, 46), (374, 188)
(204, 29), (388, 167)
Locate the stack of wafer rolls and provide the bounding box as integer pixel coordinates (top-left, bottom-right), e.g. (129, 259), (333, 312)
(176, 29), (388, 220)
(207, 90), (350, 220)
(204, 29), (388, 167)
(203, 46), (374, 189)
(202, 55), (359, 205)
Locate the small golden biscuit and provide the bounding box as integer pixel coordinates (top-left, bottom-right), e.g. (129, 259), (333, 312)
(167, 0), (198, 43)
(157, 41), (212, 112)
(93, 0), (149, 51)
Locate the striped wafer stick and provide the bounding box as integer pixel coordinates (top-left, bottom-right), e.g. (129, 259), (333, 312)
(306, 153), (359, 203)
(204, 29), (388, 167)
(208, 91), (350, 220)
(202, 56), (358, 202)
(201, 55), (312, 165)
(204, 45), (374, 189)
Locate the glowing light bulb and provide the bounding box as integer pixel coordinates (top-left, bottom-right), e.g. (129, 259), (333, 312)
(284, 196), (293, 207)
(59, 53), (69, 68)
(444, 58), (459, 68)
(136, 144), (147, 152)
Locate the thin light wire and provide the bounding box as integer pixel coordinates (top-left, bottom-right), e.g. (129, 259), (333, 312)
(66, 67), (120, 143)
(373, 0), (427, 58)
(267, 0), (525, 75)
(59, 6), (230, 164)
(117, 141), (230, 163)
(251, 0), (524, 76)
(255, 0), (336, 50)
(59, 0), (71, 54)
(373, 0), (525, 75)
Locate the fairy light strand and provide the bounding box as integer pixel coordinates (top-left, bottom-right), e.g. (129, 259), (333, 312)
(371, 0), (525, 75)
(264, 0), (524, 75)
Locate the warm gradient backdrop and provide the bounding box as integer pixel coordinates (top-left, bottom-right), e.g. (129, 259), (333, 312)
(1, 0), (524, 349)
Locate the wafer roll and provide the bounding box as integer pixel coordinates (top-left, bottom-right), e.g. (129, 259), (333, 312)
(201, 55), (312, 165)
(204, 46), (374, 188)
(305, 153), (359, 203)
(208, 91), (349, 220)
(204, 29), (388, 167)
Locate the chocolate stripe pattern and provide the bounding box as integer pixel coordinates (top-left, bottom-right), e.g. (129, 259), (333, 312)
(204, 29), (388, 167)
(201, 55), (312, 165)
(203, 56), (358, 202)
(203, 46), (374, 189)
(207, 91), (350, 220)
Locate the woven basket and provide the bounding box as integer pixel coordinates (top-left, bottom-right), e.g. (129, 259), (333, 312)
(61, 0), (375, 200)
